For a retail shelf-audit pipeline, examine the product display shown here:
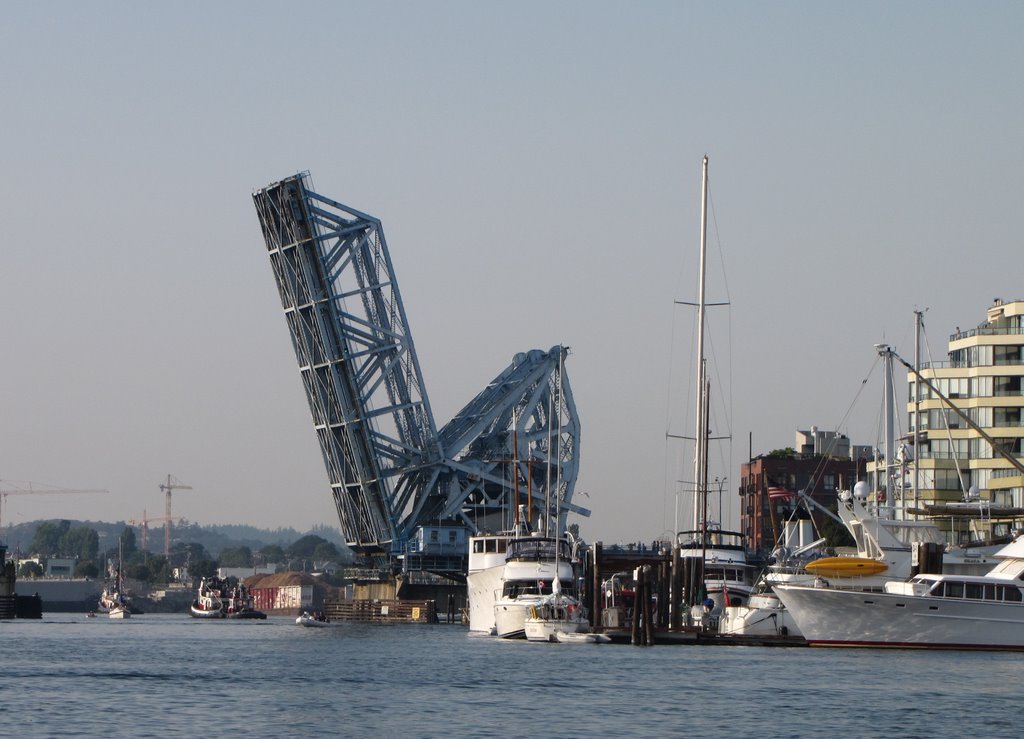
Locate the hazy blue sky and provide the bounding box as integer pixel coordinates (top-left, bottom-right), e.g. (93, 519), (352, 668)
(2, 2), (1022, 545)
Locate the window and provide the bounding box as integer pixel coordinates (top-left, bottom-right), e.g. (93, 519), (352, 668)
(994, 345), (1023, 366)
(995, 376), (1023, 397)
(995, 408), (1022, 427)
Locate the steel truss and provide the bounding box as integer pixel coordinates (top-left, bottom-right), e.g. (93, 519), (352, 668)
(253, 175), (588, 566)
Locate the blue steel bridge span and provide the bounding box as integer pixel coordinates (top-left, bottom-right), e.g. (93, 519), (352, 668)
(252, 173), (588, 575)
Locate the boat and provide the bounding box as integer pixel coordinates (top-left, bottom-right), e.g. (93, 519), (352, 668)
(493, 524), (579, 639)
(554, 631), (611, 644)
(190, 576), (227, 618)
(722, 483), (1002, 638)
(296, 611), (340, 628)
(523, 584), (589, 642)
(678, 526), (757, 621)
(677, 156), (755, 628)
(803, 557), (889, 578)
(97, 587), (118, 614)
(466, 531), (514, 634)
(105, 540), (134, 618)
(223, 581), (266, 620)
(774, 535), (1024, 650)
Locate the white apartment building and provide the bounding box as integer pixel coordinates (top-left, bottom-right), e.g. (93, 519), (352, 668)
(911, 298), (1024, 543)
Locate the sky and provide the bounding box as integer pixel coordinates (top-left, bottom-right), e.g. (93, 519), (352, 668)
(2, 2), (1022, 544)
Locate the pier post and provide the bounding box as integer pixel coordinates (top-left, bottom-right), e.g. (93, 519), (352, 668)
(630, 566), (642, 645)
(670, 544), (682, 630)
(590, 542), (603, 631)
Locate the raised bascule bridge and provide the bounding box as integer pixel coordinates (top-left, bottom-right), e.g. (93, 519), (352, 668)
(252, 173), (589, 589)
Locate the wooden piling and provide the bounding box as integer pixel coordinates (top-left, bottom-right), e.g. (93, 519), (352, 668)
(670, 544), (682, 630)
(590, 541), (603, 631)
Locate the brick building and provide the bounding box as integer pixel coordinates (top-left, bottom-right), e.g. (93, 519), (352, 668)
(740, 430), (869, 555)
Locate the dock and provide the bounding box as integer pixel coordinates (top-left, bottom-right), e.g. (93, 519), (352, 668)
(585, 541), (805, 647)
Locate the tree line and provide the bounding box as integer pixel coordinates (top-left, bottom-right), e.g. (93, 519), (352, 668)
(17, 520), (346, 585)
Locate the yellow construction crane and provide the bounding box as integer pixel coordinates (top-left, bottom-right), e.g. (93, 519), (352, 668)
(127, 509), (185, 552)
(158, 474), (192, 558)
(0, 481), (108, 529)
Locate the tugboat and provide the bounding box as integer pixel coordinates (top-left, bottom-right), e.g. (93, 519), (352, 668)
(191, 576), (266, 619)
(190, 576), (227, 618)
(224, 580), (266, 620)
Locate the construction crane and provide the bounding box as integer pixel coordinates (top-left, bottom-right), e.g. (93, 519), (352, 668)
(158, 474), (192, 558)
(0, 481), (108, 529)
(128, 509), (185, 552)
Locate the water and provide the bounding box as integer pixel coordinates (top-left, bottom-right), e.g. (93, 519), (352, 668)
(2, 615), (1022, 738)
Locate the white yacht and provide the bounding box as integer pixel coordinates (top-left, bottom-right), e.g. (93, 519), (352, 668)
(679, 526), (757, 627)
(493, 533), (577, 639)
(465, 531), (513, 634)
(774, 535), (1024, 650)
(722, 485), (999, 638)
(523, 583), (588, 643)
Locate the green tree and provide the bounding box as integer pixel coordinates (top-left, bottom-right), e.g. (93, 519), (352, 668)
(258, 544), (285, 564)
(286, 534), (332, 559)
(169, 541), (211, 566)
(192, 558), (218, 579)
(61, 526), (100, 561)
(311, 541), (339, 563)
(74, 561), (100, 578)
(219, 546), (253, 568)
(119, 526), (138, 558)
(31, 520), (71, 556)
(126, 561), (151, 581)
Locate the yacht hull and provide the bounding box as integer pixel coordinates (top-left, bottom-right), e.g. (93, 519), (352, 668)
(774, 584), (1024, 650)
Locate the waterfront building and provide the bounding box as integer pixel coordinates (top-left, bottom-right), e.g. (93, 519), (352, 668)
(740, 430), (868, 555)
(906, 298), (1024, 544)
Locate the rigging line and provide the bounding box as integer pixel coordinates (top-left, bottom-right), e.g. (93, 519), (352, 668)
(804, 355), (883, 497)
(708, 181), (735, 525)
(665, 281), (695, 534)
(707, 181), (732, 305)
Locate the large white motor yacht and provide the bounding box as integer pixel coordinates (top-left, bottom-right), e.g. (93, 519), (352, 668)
(774, 535), (1024, 650)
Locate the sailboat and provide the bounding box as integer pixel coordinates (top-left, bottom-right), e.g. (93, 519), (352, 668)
(107, 540), (131, 619)
(677, 156), (755, 627)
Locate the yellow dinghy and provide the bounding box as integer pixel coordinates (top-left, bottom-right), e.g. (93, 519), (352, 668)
(804, 557), (888, 578)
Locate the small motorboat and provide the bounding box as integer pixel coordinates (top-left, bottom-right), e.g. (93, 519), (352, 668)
(296, 612), (340, 628)
(554, 631), (611, 644)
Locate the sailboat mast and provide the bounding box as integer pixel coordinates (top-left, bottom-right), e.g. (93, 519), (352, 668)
(692, 155), (709, 532)
(913, 309), (924, 517)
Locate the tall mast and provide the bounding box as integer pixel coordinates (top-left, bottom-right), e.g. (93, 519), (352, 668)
(692, 155), (709, 532)
(913, 309), (924, 517)
(877, 345), (896, 519)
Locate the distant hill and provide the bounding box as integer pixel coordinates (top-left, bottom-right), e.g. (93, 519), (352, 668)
(2, 519), (349, 559)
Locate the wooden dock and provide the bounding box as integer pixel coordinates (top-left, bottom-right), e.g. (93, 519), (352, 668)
(323, 598), (437, 623)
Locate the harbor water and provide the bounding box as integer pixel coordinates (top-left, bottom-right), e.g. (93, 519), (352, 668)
(3, 615), (1022, 738)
